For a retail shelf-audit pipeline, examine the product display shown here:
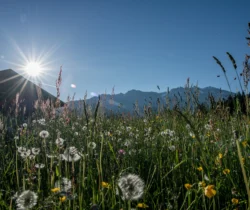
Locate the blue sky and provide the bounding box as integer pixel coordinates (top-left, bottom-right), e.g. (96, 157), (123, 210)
(0, 0), (249, 101)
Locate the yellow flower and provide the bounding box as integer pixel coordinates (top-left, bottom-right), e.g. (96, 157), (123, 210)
(242, 140), (248, 147)
(136, 203), (149, 208)
(198, 181), (206, 188)
(231, 198), (239, 205)
(218, 153), (223, 159)
(223, 169), (230, 175)
(197, 166), (203, 171)
(184, 183), (192, 190)
(205, 185), (216, 199)
(101, 181), (111, 189)
(59, 196), (67, 202)
(51, 188), (60, 193)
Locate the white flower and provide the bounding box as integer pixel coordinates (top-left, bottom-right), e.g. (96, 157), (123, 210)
(55, 177), (72, 192)
(20, 150), (31, 159)
(32, 120), (36, 124)
(37, 118), (46, 125)
(35, 163), (45, 169)
(16, 190), (38, 210)
(126, 126), (132, 132)
(31, 148), (40, 155)
(117, 174), (145, 201)
(14, 136), (19, 140)
(204, 124), (212, 130)
(186, 124), (191, 130)
(17, 147), (27, 153)
(82, 126), (87, 131)
(29, 154), (36, 160)
(39, 130), (49, 138)
(88, 142), (96, 149)
(46, 154), (57, 158)
(22, 123), (27, 128)
(168, 145), (176, 151)
(74, 132), (79, 136)
(55, 138), (65, 146)
(62, 147), (81, 162)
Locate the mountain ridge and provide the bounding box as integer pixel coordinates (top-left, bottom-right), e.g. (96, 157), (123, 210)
(68, 86), (233, 114)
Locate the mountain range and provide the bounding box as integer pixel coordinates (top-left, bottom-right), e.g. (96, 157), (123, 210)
(68, 86), (233, 114)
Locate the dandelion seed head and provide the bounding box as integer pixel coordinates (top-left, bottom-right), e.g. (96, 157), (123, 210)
(88, 142), (96, 149)
(55, 177), (72, 192)
(31, 148), (40, 155)
(117, 174), (145, 201)
(55, 138), (65, 146)
(35, 163), (45, 169)
(16, 190), (38, 210)
(39, 130), (49, 138)
(62, 147), (81, 162)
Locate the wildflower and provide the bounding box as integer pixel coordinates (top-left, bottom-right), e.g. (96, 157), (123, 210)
(101, 181), (111, 189)
(37, 118), (46, 125)
(189, 132), (195, 139)
(55, 138), (65, 146)
(198, 181), (206, 188)
(82, 126), (87, 131)
(74, 132), (79, 136)
(118, 149), (126, 155)
(204, 174), (210, 181)
(168, 145), (176, 151)
(16, 190), (38, 209)
(223, 169), (230, 175)
(88, 142), (96, 149)
(59, 196), (67, 202)
(62, 147), (81, 162)
(29, 154), (36, 160)
(204, 124), (212, 130)
(117, 174), (145, 201)
(218, 153), (223, 159)
(137, 203), (149, 208)
(231, 198), (239, 205)
(35, 163), (45, 169)
(204, 185), (216, 198)
(197, 166), (203, 171)
(20, 150), (31, 159)
(39, 130), (49, 138)
(17, 147), (27, 153)
(22, 123), (27, 128)
(51, 188), (60, 193)
(186, 124), (191, 130)
(31, 148), (40, 155)
(55, 178), (72, 192)
(184, 183), (192, 190)
(242, 140), (248, 147)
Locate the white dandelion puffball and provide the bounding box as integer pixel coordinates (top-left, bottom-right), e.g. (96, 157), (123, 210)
(55, 138), (65, 146)
(117, 174), (145, 201)
(39, 130), (49, 138)
(55, 177), (72, 192)
(31, 148), (40, 155)
(88, 142), (96, 149)
(62, 146), (81, 162)
(16, 190), (38, 209)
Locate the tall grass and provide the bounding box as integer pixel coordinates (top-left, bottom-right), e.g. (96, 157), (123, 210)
(0, 23), (249, 210)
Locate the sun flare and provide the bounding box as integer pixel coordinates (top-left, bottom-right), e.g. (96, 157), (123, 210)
(25, 62), (42, 77)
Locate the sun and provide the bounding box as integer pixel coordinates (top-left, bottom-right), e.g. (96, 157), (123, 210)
(25, 62), (42, 77)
